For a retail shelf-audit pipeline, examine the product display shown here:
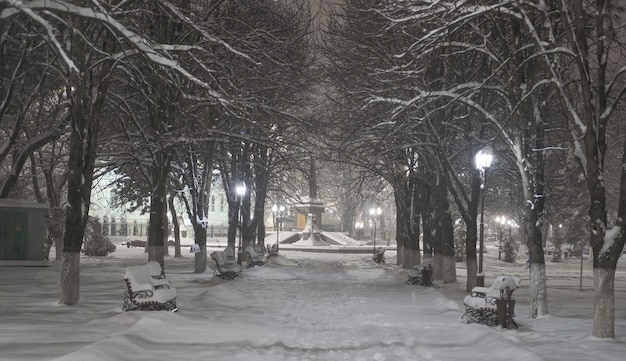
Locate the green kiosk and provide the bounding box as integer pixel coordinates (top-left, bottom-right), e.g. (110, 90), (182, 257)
(0, 199), (47, 266)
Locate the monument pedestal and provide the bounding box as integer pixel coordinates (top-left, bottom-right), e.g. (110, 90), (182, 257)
(293, 212), (329, 246)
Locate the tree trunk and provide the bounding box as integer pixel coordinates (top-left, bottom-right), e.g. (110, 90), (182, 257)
(593, 267), (616, 338)
(147, 150), (170, 269)
(394, 185), (420, 269)
(58, 84), (98, 305)
(440, 193), (456, 284)
(193, 224), (207, 273)
(422, 208), (435, 269)
(228, 195), (238, 250)
(254, 144), (270, 249)
(528, 262), (547, 317)
(59, 252), (80, 304)
(525, 202), (548, 317)
(465, 221), (478, 292)
(59, 45), (110, 304)
(168, 192), (181, 257)
(429, 189), (441, 280)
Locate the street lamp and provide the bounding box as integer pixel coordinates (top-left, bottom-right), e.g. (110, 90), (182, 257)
(272, 203), (285, 252)
(496, 215), (507, 260)
(236, 182), (247, 266)
(475, 146), (493, 287)
(369, 207), (382, 255)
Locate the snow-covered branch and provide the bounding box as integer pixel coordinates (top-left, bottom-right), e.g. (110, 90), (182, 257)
(0, 0), (229, 103)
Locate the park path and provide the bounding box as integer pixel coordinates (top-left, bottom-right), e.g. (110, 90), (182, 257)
(0, 249), (624, 360)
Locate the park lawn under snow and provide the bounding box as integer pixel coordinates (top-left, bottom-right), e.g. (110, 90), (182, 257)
(0, 246), (625, 361)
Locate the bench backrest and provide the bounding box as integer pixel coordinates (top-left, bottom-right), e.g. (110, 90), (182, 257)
(224, 247), (235, 256)
(146, 261), (165, 279)
(124, 265), (154, 292)
(490, 275), (520, 292)
(211, 251), (226, 265)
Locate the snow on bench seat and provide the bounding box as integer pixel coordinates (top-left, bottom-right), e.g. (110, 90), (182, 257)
(462, 275), (520, 327)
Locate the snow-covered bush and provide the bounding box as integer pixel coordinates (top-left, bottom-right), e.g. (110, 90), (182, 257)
(503, 236), (517, 263)
(551, 239), (563, 262)
(83, 217), (116, 256)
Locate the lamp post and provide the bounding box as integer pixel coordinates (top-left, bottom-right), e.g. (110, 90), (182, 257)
(496, 215), (506, 260)
(475, 146), (493, 287)
(272, 203), (285, 252)
(236, 182), (247, 266)
(369, 207), (382, 255)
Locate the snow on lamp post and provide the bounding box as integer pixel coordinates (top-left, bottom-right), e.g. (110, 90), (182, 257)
(475, 146), (493, 287)
(272, 203), (285, 252)
(369, 207), (382, 255)
(236, 182), (247, 266)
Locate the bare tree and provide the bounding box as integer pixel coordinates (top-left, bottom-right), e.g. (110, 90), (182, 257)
(0, 0), (242, 305)
(520, 0), (626, 338)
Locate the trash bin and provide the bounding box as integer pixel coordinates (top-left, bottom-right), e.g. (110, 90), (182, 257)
(495, 298), (517, 329)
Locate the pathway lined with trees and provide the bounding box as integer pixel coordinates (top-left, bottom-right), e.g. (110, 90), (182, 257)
(1, 0), (625, 339)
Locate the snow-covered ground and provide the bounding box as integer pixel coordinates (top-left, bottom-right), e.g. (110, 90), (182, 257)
(0, 245), (624, 361)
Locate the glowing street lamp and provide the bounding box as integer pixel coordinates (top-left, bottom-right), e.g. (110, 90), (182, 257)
(236, 182), (247, 266)
(272, 203), (285, 252)
(475, 146), (493, 287)
(369, 207), (382, 256)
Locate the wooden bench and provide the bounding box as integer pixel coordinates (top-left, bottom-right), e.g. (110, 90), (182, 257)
(124, 240), (147, 248)
(462, 275), (520, 328)
(245, 245), (265, 267)
(407, 264), (433, 286)
(210, 246), (240, 279)
(122, 261), (177, 312)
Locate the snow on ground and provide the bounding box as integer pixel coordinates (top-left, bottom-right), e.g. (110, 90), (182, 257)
(0, 245), (625, 361)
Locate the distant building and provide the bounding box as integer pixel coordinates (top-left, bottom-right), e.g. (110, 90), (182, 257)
(89, 174), (229, 241)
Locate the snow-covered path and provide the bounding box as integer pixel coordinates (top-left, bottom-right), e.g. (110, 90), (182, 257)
(0, 249), (624, 361)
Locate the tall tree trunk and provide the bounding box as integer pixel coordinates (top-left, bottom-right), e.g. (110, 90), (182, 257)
(422, 206), (434, 265)
(41, 154), (66, 261)
(193, 224), (207, 273)
(59, 81), (99, 305)
(394, 177), (421, 269)
(59, 16), (113, 305)
(436, 171), (456, 284)
(254, 144), (270, 249)
(463, 167), (481, 292)
(147, 150), (171, 269)
(593, 267), (616, 337)
(168, 192), (181, 257)
(427, 189), (441, 279)
(516, 109), (548, 317)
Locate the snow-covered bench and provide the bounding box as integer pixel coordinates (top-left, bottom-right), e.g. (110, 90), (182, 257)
(245, 245), (265, 267)
(210, 246), (240, 279)
(122, 261), (177, 312)
(373, 247), (385, 264)
(407, 264), (433, 286)
(462, 275), (520, 328)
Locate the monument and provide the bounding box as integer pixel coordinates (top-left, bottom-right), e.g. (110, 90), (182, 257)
(292, 159), (330, 246)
